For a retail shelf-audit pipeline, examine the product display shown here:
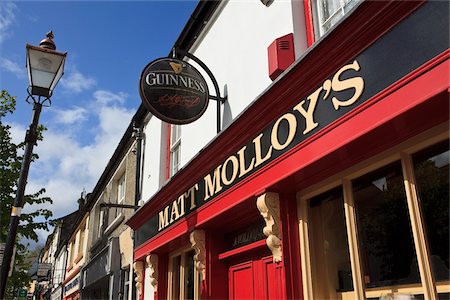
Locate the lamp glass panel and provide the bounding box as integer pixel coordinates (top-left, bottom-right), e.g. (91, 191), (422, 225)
(30, 69), (54, 89)
(50, 56), (65, 92)
(27, 47), (64, 89)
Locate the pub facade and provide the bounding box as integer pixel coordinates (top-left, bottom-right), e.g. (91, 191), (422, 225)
(127, 0), (449, 299)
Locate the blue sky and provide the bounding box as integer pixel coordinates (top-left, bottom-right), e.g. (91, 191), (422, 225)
(0, 0), (198, 244)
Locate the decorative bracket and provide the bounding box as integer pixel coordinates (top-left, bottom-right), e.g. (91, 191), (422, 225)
(133, 261), (144, 296)
(146, 254), (158, 291)
(173, 48), (227, 134)
(190, 230), (206, 281)
(256, 192), (282, 263)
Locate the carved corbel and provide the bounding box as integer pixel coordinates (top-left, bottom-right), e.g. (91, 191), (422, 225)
(257, 192), (282, 263)
(146, 254), (158, 291)
(190, 230), (206, 281)
(133, 261), (144, 297)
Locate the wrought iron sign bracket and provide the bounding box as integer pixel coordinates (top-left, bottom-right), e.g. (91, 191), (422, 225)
(100, 203), (140, 210)
(173, 48), (227, 133)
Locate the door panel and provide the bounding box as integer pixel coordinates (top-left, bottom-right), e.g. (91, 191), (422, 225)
(229, 262), (255, 299)
(229, 256), (283, 300)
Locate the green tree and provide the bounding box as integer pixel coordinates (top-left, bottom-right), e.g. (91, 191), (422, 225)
(0, 89), (53, 298)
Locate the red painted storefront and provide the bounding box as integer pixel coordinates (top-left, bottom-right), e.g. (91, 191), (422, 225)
(128, 1), (449, 299)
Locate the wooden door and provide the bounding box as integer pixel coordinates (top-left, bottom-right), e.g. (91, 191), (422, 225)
(228, 256), (284, 300)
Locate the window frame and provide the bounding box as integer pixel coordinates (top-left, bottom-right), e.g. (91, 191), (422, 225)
(304, 0), (362, 46)
(297, 125), (449, 299)
(117, 172), (126, 205)
(167, 246), (200, 300)
(169, 124), (181, 177)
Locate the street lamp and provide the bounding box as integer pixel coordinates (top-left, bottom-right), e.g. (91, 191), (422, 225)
(0, 31), (66, 299)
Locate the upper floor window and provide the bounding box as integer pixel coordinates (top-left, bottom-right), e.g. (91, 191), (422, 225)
(69, 239), (76, 266)
(77, 226), (85, 257)
(116, 172), (126, 217)
(118, 173), (126, 204)
(170, 124), (181, 176)
(310, 0), (361, 40)
(97, 208), (105, 239)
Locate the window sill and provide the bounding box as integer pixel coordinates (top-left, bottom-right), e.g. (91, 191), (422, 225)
(74, 254), (83, 264)
(66, 264), (74, 272)
(104, 213), (125, 236)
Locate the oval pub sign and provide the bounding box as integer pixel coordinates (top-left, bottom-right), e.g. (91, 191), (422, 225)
(139, 58), (209, 124)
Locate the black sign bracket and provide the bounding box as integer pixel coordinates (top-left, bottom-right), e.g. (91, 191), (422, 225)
(173, 48), (227, 133)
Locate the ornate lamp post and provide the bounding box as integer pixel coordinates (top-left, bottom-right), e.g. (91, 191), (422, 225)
(0, 31), (67, 298)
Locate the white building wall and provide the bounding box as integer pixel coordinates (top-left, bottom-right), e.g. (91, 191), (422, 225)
(143, 265), (154, 300)
(180, 0), (296, 167)
(140, 115), (164, 203)
(140, 0), (301, 201)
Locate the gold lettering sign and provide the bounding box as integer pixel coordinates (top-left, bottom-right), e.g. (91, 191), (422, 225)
(158, 60), (365, 232)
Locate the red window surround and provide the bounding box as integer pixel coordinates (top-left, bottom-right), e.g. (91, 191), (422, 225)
(303, 0), (315, 46)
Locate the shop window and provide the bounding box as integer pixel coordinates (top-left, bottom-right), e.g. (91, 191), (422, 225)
(309, 186), (353, 298)
(413, 141), (449, 283)
(307, 0), (361, 43)
(170, 124), (181, 176)
(168, 249), (198, 300)
(299, 135), (450, 299)
(352, 162), (421, 288)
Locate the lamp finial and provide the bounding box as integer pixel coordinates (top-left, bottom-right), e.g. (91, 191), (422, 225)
(39, 30), (56, 50)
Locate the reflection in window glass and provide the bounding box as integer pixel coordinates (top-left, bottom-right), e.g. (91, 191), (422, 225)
(185, 251), (195, 300)
(309, 187), (353, 298)
(413, 141), (450, 283)
(353, 162), (420, 288)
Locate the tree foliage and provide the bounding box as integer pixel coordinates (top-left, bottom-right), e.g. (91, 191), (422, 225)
(0, 89), (53, 298)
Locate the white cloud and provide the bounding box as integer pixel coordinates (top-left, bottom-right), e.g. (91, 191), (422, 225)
(0, 2), (16, 43)
(0, 58), (25, 78)
(53, 106), (87, 124)
(60, 70), (96, 93)
(93, 90), (127, 105)
(8, 122), (26, 145)
(14, 89), (135, 221)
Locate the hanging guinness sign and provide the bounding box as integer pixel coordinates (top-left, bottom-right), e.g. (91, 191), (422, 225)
(139, 58), (209, 124)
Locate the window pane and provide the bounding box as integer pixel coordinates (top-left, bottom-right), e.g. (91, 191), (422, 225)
(309, 187), (353, 298)
(171, 144), (181, 175)
(118, 173), (126, 203)
(314, 0), (361, 37)
(184, 251), (195, 300)
(413, 141), (450, 282)
(353, 162), (420, 288)
(171, 125), (181, 146)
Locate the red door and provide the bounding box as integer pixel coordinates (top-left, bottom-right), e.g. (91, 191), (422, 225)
(228, 256), (284, 300)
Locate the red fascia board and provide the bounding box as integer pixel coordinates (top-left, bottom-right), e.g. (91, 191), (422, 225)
(127, 0), (425, 230)
(134, 55), (449, 259)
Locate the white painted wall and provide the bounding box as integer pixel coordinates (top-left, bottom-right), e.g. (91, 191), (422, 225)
(181, 0), (296, 166)
(143, 265), (155, 300)
(140, 114), (164, 203)
(140, 0), (302, 203)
